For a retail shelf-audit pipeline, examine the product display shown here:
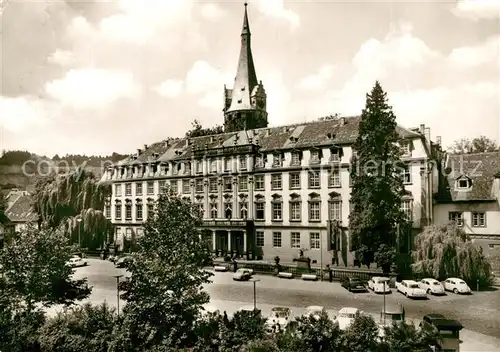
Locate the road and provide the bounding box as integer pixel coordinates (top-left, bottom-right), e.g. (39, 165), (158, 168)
(48, 259), (500, 351)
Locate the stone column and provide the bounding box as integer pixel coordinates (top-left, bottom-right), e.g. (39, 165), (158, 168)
(204, 178), (209, 218)
(228, 230), (232, 252)
(190, 179), (195, 203)
(212, 230), (216, 251)
(248, 175), (254, 219)
(243, 230), (247, 253)
(218, 177), (223, 218)
(233, 176), (238, 218)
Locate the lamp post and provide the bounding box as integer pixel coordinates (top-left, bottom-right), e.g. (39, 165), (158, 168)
(76, 217), (82, 248)
(383, 281), (387, 326)
(250, 278), (260, 310)
(320, 232), (323, 281)
(113, 274), (123, 314)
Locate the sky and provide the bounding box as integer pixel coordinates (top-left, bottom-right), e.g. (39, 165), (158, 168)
(0, 0), (499, 157)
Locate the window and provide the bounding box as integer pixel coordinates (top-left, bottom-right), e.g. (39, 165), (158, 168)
(136, 183), (143, 196)
(290, 200), (301, 221)
(256, 231), (264, 247)
(449, 212), (464, 226)
(147, 202), (154, 219)
(136, 201), (143, 220)
(272, 202), (282, 221)
(159, 180), (167, 193)
(308, 171), (320, 188)
(147, 181), (154, 195)
(195, 179), (203, 193)
(115, 201), (122, 220)
(116, 228), (121, 242)
(182, 180), (190, 194)
(240, 202), (248, 219)
(255, 202), (265, 220)
(116, 184), (122, 196)
(170, 180), (178, 193)
(239, 176), (248, 191)
(328, 169), (340, 187)
(472, 212), (486, 227)
(309, 201), (321, 221)
(329, 200), (341, 221)
(310, 232), (320, 249)
(125, 201), (132, 220)
(255, 155), (264, 168)
(239, 156), (247, 170)
(400, 141), (410, 156)
(291, 152), (301, 166)
(224, 158), (231, 172)
(172, 163), (179, 175)
(210, 203), (218, 218)
(210, 160), (217, 173)
(273, 232), (282, 248)
(271, 174), (282, 190)
(184, 162), (191, 175)
(400, 164), (411, 184)
(150, 164), (157, 176)
(291, 232), (301, 248)
(125, 183), (132, 196)
(255, 175), (264, 190)
(136, 228), (144, 237)
(223, 177), (232, 192)
(330, 148), (341, 162)
(401, 199), (412, 221)
(457, 178), (471, 189)
(105, 204), (111, 218)
(272, 153), (283, 167)
(310, 150), (321, 164)
(160, 164), (168, 175)
(126, 228), (132, 240)
(224, 203), (232, 219)
(209, 178), (218, 193)
(289, 173), (301, 189)
(196, 160), (203, 174)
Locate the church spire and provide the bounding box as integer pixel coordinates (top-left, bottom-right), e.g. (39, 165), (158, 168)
(223, 3), (268, 132)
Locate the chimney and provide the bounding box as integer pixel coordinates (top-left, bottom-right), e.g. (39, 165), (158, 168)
(425, 127), (431, 143)
(144, 144), (148, 150)
(339, 117), (345, 126)
(419, 124), (425, 134)
(165, 140), (170, 147)
(436, 136), (441, 146)
(137, 148), (142, 155)
(187, 138), (192, 146)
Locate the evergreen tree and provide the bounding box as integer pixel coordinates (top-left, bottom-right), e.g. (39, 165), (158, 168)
(349, 81), (406, 269)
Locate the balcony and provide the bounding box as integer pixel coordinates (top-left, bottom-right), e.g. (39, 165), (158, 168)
(202, 219), (254, 228)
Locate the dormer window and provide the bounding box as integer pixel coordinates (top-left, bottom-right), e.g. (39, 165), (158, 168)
(310, 150), (321, 165)
(330, 147), (341, 162)
(400, 140), (411, 156)
(272, 153), (283, 168)
(291, 152), (301, 166)
(456, 176), (472, 190)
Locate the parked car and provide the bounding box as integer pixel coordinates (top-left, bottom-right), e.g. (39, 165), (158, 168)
(368, 277), (391, 294)
(232, 268), (253, 281)
(237, 305), (261, 315)
(265, 307), (292, 333)
(115, 255), (133, 268)
(336, 307), (361, 330)
(378, 303), (405, 337)
(340, 277), (367, 292)
(419, 278), (445, 295)
(443, 278), (471, 294)
(67, 255), (88, 268)
(395, 280), (427, 299)
(303, 306), (324, 320)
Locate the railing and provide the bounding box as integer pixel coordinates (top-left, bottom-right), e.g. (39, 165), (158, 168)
(202, 219), (253, 228)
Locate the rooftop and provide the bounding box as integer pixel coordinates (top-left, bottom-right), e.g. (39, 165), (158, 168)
(4, 194), (38, 223)
(438, 151), (500, 202)
(113, 116), (423, 167)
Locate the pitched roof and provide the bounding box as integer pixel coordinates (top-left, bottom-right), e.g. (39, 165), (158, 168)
(115, 116), (423, 167)
(5, 195), (38, 223)
(438, 151), (500, 202)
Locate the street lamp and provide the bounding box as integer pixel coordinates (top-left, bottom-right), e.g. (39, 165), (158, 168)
(250, 278), (260, 310)
(113, 274), (123, 314)
(383, 281), (387, 326)
(76, 217), (82, 248)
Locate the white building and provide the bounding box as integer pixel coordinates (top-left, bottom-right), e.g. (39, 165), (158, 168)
(101, 4), (439, 266)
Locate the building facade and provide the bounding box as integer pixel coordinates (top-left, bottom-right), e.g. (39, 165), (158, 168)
(102, 4), (438, 266)
(433, 151), (500, 262)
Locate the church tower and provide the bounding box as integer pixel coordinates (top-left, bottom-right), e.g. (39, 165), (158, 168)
(223, 3), (268, 132)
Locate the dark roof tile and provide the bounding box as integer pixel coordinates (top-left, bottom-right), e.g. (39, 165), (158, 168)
(5, 195), (38, 223)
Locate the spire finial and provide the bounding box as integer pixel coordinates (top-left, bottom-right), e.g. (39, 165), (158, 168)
(242, 2), (250, 35)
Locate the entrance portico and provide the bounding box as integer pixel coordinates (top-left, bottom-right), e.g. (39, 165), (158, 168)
(203, 219), (254, 259)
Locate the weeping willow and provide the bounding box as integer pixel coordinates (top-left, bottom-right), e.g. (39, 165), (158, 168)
(33, 169), (112, 250)
(412, 224), (492, 286)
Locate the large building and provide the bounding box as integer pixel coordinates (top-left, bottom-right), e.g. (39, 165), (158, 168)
(102, 4), (439, 266)
(434, 151), (500, 260)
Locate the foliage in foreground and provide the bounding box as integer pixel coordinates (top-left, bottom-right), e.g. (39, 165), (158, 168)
(412, 223), (493, 287)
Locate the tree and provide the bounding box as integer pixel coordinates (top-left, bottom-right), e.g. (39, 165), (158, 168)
(112, 189), (213, 350)
(412, 223), (492, 287)
(379, 321), (441, 352)
(342, 314), (379, 352)
(186, 119), (224, 138)
(318, 113), (342, 121)
(448, 136), (498, 154)
(0, 225), (91, 311)
(349, 81), (407, 268)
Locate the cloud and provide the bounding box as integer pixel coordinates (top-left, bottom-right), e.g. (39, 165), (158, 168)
(255, 0), (300, 29)
(452, 0), (500, 20)
(0, 96), (53, 133)
(448, 35), (500, 68)
(45, 68), (140, 109)
(154, 79), (184, 98)
(199, 3), (227, 21)
(185, 60), (232, 108)
(298, 64), (335, 90)
(47, 49), (75, 66)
